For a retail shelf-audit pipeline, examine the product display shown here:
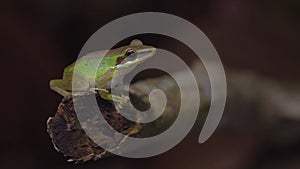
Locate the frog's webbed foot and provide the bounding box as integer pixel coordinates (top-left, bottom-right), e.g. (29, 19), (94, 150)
(98, 90), (129, 105)
(89, 88), (109, 94)
(111, 95), (130, 105)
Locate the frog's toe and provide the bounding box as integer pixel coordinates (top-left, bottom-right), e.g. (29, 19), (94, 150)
(111, 95), (130, 105)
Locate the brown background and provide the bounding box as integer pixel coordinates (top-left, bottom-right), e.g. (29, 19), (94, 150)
(1, 0), (299, 169)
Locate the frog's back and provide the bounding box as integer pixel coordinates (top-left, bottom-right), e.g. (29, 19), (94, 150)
(64, 51), (119, 80)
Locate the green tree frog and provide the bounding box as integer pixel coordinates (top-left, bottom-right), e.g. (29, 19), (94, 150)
(50, 39), (156, 102)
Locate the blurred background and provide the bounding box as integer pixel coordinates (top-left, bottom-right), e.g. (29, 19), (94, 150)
(1, 0), (299, 169)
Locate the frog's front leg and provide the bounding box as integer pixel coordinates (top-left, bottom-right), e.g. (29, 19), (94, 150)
(96, 68), (129, 104)
(96, 86), (129, 105)
(100, 92), (129, 105)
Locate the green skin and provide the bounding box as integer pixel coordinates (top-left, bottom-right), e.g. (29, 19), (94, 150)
(50, 39), (156, 101)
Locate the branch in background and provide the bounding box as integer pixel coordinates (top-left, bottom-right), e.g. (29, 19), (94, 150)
(47, 61), (300, 163)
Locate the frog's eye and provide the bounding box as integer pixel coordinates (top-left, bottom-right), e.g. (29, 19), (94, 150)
(125, 48), (137, 59)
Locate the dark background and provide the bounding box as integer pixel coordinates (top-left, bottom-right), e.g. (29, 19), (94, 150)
(1, 0), (299, 169)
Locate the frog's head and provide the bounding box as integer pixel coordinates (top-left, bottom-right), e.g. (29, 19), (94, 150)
(115, 39), (156, 70)
(103, 39), (156, 87)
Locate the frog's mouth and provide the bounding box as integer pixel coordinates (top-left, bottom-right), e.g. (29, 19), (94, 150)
(116, 47), (156, 69)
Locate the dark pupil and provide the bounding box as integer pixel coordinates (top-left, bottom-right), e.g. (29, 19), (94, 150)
(126, 49), (137, 58)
